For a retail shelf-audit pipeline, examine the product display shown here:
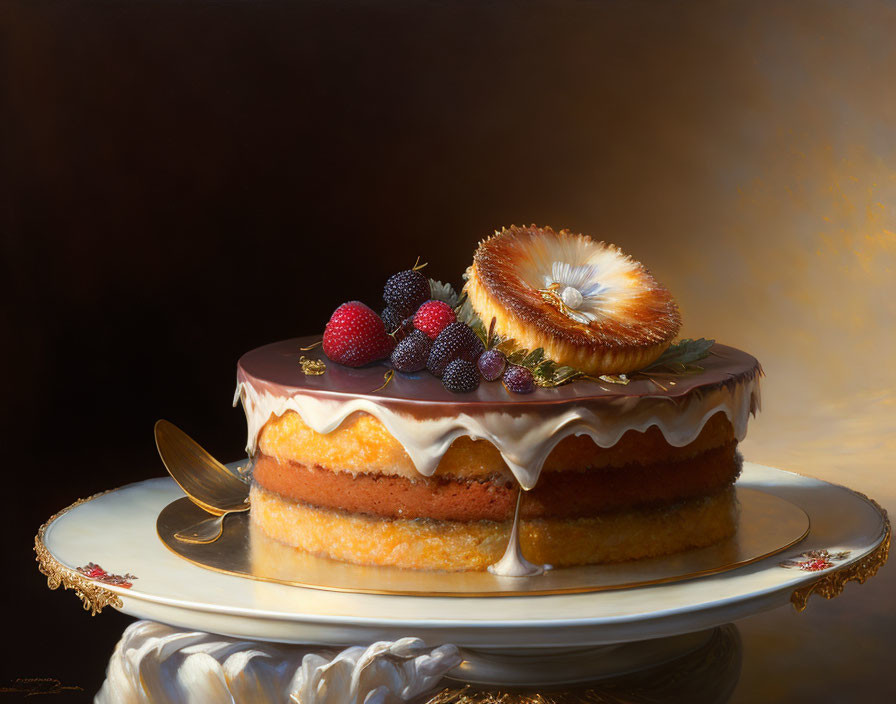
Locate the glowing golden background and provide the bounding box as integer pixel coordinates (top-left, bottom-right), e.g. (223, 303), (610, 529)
(651, 6), (896, 505)
(538, 7), (895, 698)
(493, 2), (896, 506)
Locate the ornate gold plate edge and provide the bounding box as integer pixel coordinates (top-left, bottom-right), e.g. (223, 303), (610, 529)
(33, 488), (124, 616)
(790, 492), (890, 612)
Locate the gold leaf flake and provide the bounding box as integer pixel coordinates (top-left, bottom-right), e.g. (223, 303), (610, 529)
(371, 369), (394, 393)
(299, 356), (326, 375)
(598, 374), (630, 385)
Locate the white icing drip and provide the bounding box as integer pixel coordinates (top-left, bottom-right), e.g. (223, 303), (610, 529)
(488, 490), (544, 577)
(235, 375), (761, 491)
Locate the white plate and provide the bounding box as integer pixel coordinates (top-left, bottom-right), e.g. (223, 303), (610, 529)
(40, 463), (888, 649)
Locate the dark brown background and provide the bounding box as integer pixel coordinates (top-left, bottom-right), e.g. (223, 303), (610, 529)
(3, 1), (894, 701)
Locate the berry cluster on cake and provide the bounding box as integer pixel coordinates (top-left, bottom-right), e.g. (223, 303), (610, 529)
(237, 225), (761, 572)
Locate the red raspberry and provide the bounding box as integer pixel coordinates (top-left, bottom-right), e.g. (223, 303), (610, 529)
(413, 300), (457, 340)
(323, 301), (396, 367)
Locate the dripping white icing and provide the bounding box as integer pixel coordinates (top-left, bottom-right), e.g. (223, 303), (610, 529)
(488, 490), (544, 577)
(235, 374), (760, 491)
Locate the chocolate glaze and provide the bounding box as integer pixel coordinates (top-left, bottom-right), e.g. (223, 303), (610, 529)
(237, 336), (761, 414)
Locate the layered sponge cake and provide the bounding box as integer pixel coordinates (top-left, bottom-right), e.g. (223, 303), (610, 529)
(238, 341), (760, 572)
(237, 226), (761, 572)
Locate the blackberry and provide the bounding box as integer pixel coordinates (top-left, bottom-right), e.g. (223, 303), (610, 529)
(390, 330), (432, 373)
(502, 364), (535, 393)
(382, 308), (417, 341)
(426, 322), (485, 377)
(442, 359), (480, 393)
(477, 349), (506, 381)
(383, 269), (430, 317)
(380, 306), (405, 333)
(396, 314), (417, 339)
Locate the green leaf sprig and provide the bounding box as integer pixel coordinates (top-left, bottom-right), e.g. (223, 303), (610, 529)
(640, 338), (715, 373)
(492, 341), (584, 388)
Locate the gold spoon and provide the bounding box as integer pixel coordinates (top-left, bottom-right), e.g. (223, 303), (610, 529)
(154, 419), (250, 544)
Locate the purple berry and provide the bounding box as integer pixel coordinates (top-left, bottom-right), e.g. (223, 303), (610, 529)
(396, 315), (417, 339)
(477, 349), (506, 381)
(386, 312), (417, 342)
(426, 322), (485, 377)
(503, 364), (535, 393)
(390, 330), (431, 373)
(443, 359), (480, 393)
(383, 269), (430, 317)
(380, 306), (404, 333)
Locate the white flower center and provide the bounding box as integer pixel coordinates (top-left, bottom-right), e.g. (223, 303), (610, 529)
(536, 260), (610, 324)
(560, 286), (584, 309)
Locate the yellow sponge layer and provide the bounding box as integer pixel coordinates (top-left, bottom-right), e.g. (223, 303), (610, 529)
(257, 410), (735, 481)
(249, 483), (738, 571)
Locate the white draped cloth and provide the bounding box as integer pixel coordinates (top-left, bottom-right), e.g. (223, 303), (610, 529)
(96, 620), (461, 703)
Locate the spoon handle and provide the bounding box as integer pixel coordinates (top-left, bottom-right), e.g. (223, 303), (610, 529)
(175, 514), (227, 544)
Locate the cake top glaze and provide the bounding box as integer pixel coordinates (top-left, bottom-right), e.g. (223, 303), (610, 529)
(238, 336), (760, 409)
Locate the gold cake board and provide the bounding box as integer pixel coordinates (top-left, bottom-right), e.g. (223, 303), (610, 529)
(156, 487), (809, 597)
